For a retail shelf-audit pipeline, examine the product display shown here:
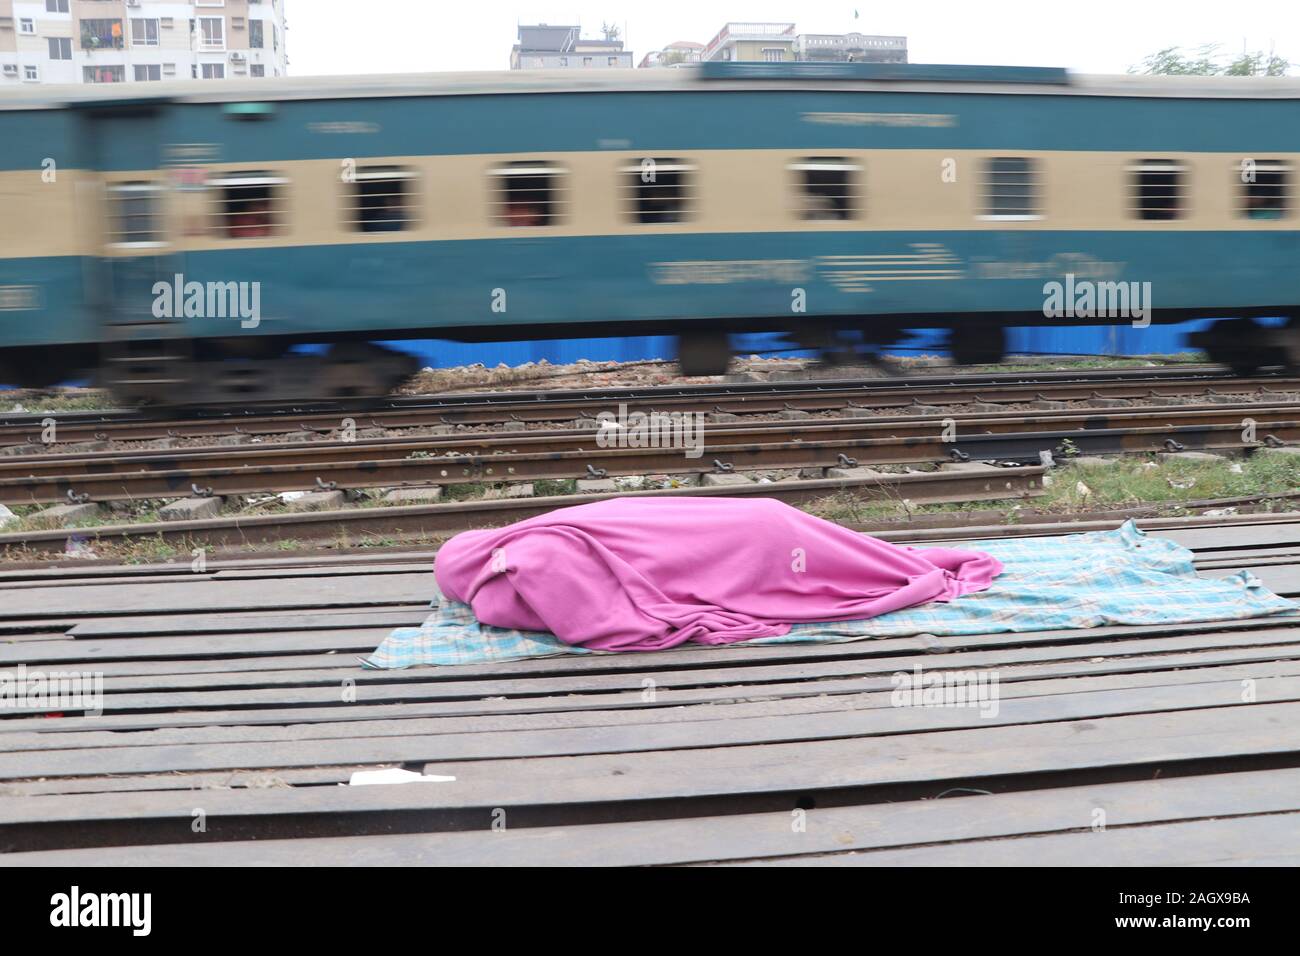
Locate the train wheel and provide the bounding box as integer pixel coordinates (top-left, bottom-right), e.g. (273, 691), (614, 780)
(950, 326), (1006, 366)
(677, 331), (732, 377)
(1199, 319), (1273, 376)
(318, 343), (419, 399)
(1275, 319), (1300, 372)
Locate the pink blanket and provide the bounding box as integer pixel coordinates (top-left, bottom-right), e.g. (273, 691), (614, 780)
(434, 497), (1002, 652)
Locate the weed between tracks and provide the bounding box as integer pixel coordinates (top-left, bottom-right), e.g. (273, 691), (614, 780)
(807, 452), (1300, 525)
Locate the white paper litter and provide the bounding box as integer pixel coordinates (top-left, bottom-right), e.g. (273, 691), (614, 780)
(346, 768), (456, 786)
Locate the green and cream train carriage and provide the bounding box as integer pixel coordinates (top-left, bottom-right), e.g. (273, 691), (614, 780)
(0, 62), (1298, 403)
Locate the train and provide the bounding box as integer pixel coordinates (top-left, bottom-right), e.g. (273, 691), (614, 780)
(1, 61), (1299, 404)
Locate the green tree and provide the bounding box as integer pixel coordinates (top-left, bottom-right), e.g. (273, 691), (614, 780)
(1132, 43), (1290, 76)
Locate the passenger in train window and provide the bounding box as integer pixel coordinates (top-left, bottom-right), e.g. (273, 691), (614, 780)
(1245, 193), (1284, 220)
(804, 191), (846, 220)
(504, 202), (544, 227)
(228, 198), (273, 238)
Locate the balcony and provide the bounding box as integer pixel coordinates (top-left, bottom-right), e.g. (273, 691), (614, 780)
(80, 20), (124, 51)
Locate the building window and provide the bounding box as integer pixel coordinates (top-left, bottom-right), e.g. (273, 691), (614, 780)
(490, 161), (565, 227)
(981, 157), (1041, 219)
(2, 65), (17, 79)
(608, 56), (618, 66)
(198, 16), (225, 51)
(1240, 160), (1291, 220)
(559, 56), (567, 66)
(131, 18), (159, 46)
(201, 62), (225, 79)
(249, 19), (263, 48)
(133, 64), (161, 81)
(791, 157), (861, 221)
(48, 37), (72, 60)
(582, 56), (592, 66)
(250, 64), (265, 77)
(46, 0), (70, 13)
(347, 166), (418, 233)
(83, 65), (125, 83)
(23, 65), (39, 82)
(209, 170), (286, 239)
(623, 158), (694, 224)
(81, 19), (124, 50)
(106, 182), (164, 246)
(762, 48), (784, 62)
(19, 18), (34, 35)
(1129, 159), (1185, 220)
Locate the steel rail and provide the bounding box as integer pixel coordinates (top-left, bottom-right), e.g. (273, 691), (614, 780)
(0, 467), (1046, 555)
(3, 368), (1296, 445)
(1, 400), (1294, 481)
(0, 415), (1289, 506)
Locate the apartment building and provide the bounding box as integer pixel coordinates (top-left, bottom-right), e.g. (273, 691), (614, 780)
(700, 22), (797, 63)
(510, 23), (633, 70)
(700, 22), (908, 64)
(0, 0), (288, 86)
(793, 32), (907, 63)
(637, 40), (703, 69)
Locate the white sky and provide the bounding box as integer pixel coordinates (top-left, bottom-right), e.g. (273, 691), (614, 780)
(285, 0), (1300, 76)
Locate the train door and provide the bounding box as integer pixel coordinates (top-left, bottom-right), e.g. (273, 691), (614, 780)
(78, 104), (188, 401)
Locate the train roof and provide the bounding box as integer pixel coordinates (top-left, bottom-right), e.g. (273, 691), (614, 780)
(3, 62), (1300, 112)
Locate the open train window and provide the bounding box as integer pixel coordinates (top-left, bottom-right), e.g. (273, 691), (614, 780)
(1130, 160), (1185, 221)
(981, 157), (1040, 219)
(347, 165), (418, 233)
(106, 182), (164, 247)
(791, 157), (860, 221)
(489, 161), (565, 227)
(208, 170), (286, 238)
(1239, 160), (1291, 220)
(622, 158), (695, 224)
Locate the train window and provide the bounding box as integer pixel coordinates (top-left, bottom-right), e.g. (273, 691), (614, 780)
(208, 170), (287, 239)
(347, 165), (419, 233)
(1239, 160), (1291, 220)
(981, 157), (1040, 219)
(622, 158), (695, 224)
(489, 161), (566, 227)
(1130, 160), (1185, 220)
(106, 182), (164, 247)
(791, 157), (860, 221)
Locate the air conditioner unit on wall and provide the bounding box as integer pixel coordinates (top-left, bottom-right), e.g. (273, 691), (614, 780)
(230, 52), (246, 61)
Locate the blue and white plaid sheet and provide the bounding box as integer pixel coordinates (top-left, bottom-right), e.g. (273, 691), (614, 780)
(364, 519), (1298, 669)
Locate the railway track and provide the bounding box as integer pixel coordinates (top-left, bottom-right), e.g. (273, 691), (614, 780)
(0, 466), (1047, 555)
(3, 365), (1298, 555)
(9, 509), (1300, 866)
(0, 400), (1296, 506)
(3, 365), (1295, 446)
